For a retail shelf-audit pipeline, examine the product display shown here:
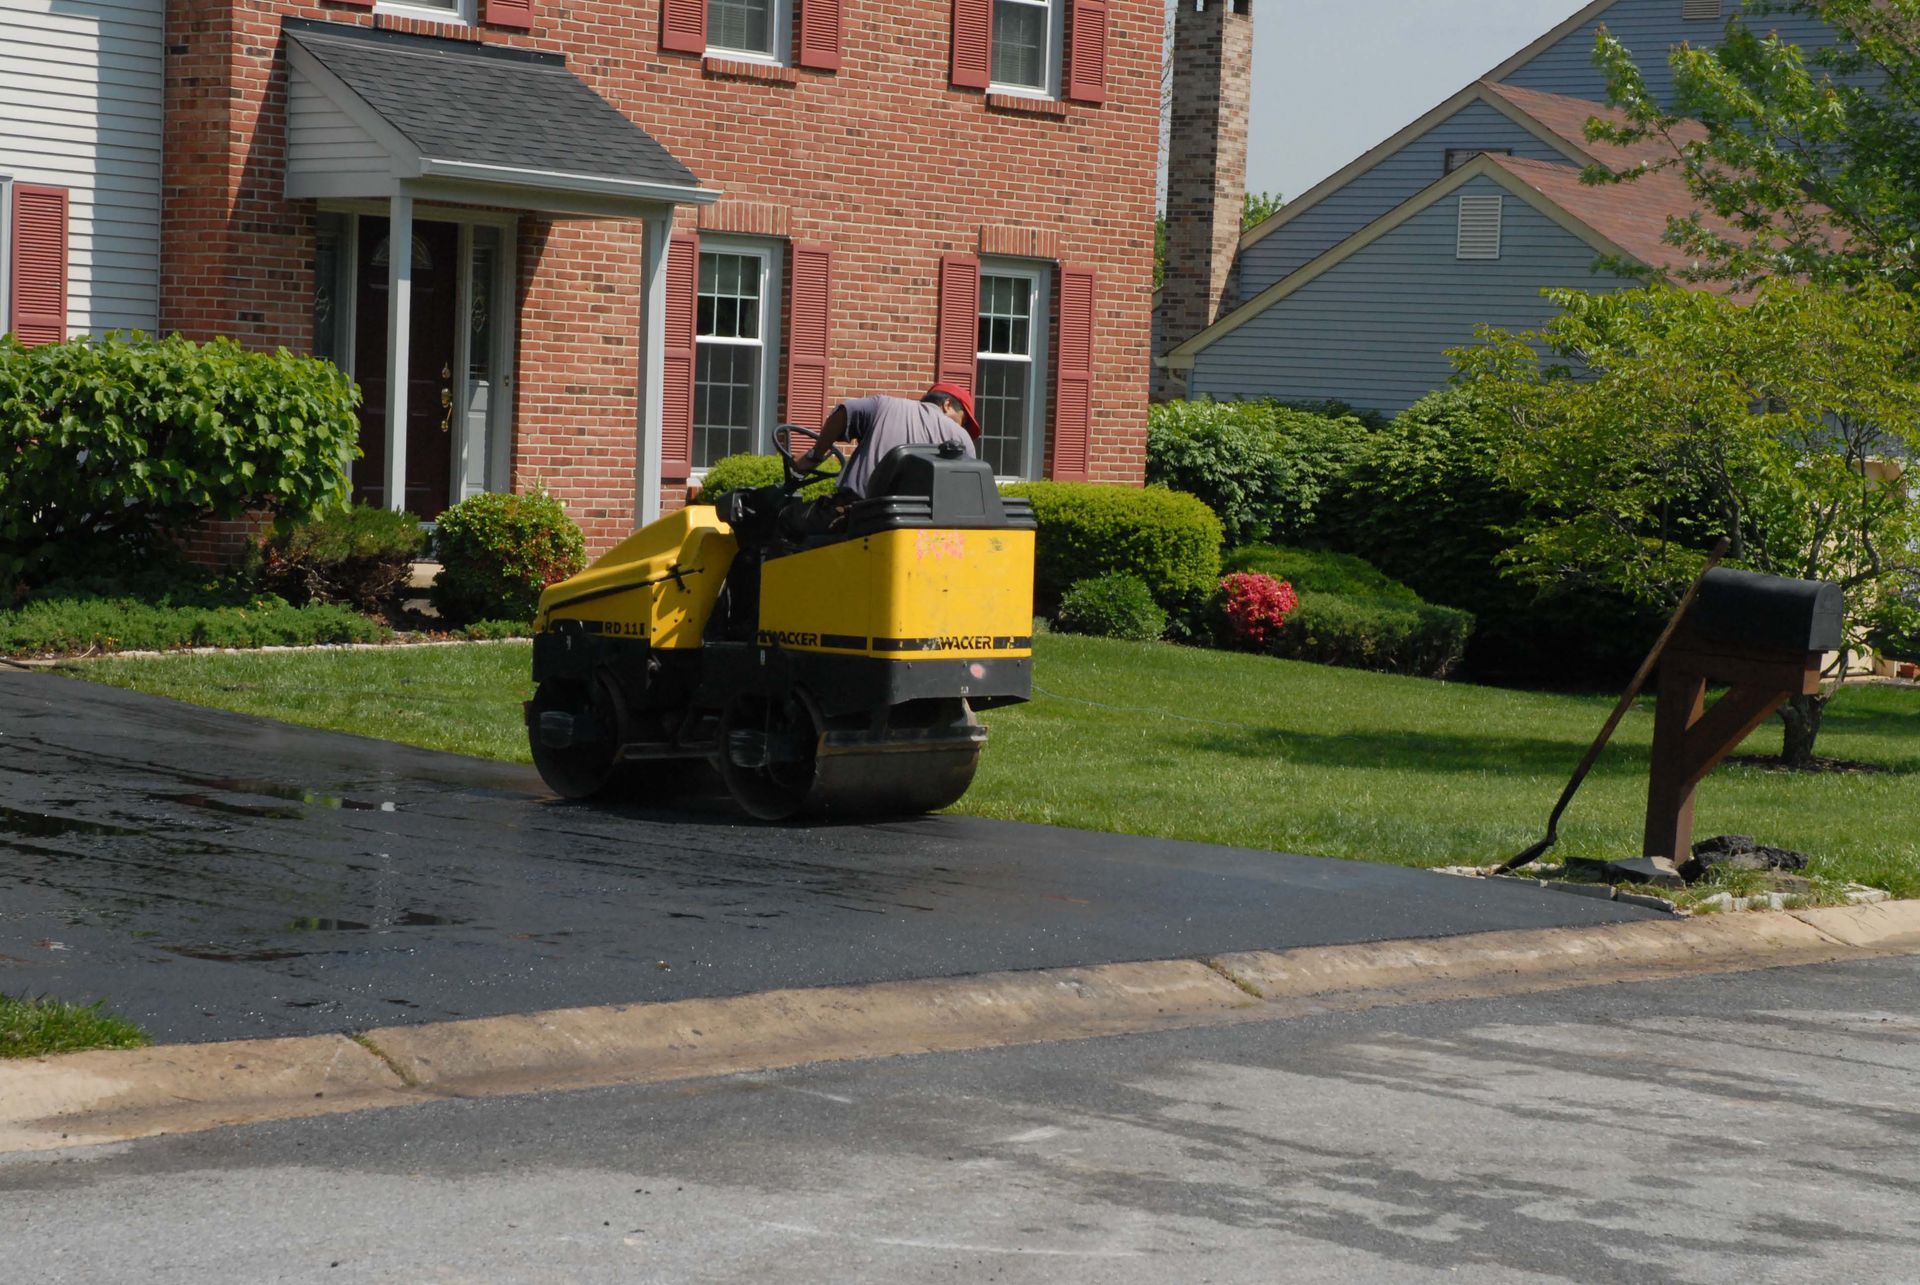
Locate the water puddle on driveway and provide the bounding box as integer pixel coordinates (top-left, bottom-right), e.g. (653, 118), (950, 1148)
(0, 804), (143, 839)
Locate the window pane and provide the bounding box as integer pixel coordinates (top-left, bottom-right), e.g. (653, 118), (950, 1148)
(694, 344), (761, 467)
(976, 359), (1029, 477)
(697, 252), (763, 340)
(468, 228), (497, 382)
(313, 214), (343, 364)
(991, 0), (1048, 90)
(976, 273), (1033, 357)
(710, 0), (773, 54)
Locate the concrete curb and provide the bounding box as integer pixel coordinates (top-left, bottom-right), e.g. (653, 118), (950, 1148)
(5, 902), (1919, 1154)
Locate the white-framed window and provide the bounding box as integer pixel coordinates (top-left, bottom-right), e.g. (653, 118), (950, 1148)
(374, 0), (474, 24)
(708, 0), (791, 63)
(694, 239), (783, 469)
(990, 0), (1063, 98)
(975, 260), (1050, 479)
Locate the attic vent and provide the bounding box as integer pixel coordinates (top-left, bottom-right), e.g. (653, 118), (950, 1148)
(1456, 195), (1503, 260)
(1682, 0), (1722, 19)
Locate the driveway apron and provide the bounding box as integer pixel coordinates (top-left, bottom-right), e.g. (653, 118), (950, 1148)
(0, 670), (1655, 1043)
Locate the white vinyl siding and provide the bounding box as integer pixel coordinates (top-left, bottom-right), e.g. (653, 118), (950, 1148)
(287, 73), (392, 193)
(0, 0), (162, 337)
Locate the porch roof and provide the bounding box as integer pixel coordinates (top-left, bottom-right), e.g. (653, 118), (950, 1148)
(283, 18), (718, 217)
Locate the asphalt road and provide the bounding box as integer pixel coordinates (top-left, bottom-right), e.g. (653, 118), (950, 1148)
(1, 668), (1651, 1043)
(5, 954), (1916, 1283)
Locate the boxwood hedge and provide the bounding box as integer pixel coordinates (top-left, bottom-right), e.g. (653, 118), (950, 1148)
(1001, 482), (1223, 615)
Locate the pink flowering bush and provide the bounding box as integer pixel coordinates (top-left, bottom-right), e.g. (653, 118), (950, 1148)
(1217, 571), (1299, 650)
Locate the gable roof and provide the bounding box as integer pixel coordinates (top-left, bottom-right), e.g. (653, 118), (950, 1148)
(1483, 0), (1620, 84)
(284, 19), (714, 211)
(1164, 150), (1722, 369)
(1482, 81), (1712, 169)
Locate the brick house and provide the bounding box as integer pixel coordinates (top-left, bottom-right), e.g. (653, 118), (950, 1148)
(6, 0), (1159, 554)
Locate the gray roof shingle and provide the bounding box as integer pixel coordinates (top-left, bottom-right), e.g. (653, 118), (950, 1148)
(284, 18), (701, 192)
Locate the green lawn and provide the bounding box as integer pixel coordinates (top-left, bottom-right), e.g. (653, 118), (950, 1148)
(72, 636), (1920, 896)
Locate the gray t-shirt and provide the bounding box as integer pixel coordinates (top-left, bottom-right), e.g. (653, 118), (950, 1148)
(834, 395), (976, 497)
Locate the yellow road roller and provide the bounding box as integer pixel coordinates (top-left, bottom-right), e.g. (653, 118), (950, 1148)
(525, 429), (1036, 819)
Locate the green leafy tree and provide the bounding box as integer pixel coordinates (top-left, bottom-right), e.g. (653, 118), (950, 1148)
(1590, 0), (1920, 288)
(1455, 280), (1920, 765)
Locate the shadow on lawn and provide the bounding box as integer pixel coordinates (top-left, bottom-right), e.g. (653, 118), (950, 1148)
(1174, 725), (1654, 777)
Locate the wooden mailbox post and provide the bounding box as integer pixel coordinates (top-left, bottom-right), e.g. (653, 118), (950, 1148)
(1644, 568), (1844, 870)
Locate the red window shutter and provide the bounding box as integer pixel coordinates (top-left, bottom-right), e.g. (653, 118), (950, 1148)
(484, 0), (533, 29)
(935, 253), (980, 397)
(661, 0), (706, 53)
(1066, 0), (1109, 105)
(950, 0), (991, 90)
(797, 0), (843, 70)
(661, 234), (698, 482)
(785, 243), (834, 429)
(1050, 266), (1095, 481)
(10, 185), (69, 348)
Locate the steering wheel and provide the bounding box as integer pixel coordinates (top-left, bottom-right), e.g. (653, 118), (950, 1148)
(772, 424), (842, 490)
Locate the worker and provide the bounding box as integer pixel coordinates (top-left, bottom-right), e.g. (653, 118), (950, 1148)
(789, 384), (981, 531)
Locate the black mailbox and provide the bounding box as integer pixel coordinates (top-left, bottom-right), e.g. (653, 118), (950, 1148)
(1689, 567), (1845, 655)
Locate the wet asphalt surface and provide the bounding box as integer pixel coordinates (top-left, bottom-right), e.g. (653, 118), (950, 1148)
(0, 668), (1654, 1044)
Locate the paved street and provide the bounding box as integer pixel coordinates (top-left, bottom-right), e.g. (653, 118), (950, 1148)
(0, 670), (1651, 1043)
(5, 954), (1916, 1282)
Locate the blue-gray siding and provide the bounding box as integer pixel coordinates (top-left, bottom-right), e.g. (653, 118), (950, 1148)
(1234, 100), (1569, 302)
(1189, 178), (1640, 416)
(1501, 0), (1838, 105)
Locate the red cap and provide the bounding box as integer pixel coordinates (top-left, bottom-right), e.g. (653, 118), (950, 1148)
(926, 381), (982, 439)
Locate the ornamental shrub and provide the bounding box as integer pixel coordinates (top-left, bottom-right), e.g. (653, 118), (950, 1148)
(0, 332), (361, 587)
(1000, 482), (1222, 618)
(429, 487), (586, 626)
(1217, 572), (1299, 650)
(0, 593), (386, 657)
(691, 452), (839, 503)
(1146, 399), (1370, 548)
(1055, 573), (1167, 642)
(1269, 595), (1474, 680)
(261, 504), (426, 613)
(1223, 544), (1423, 607)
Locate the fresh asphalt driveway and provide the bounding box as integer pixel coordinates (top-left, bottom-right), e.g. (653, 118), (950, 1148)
(0, 669), (1655, 1044)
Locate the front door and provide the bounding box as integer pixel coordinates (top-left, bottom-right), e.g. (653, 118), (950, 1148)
(352, 217), (461, 517)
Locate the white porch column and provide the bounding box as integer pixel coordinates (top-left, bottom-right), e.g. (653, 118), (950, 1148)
(636, 211), (672, 526)
(384, 194), (415, 513)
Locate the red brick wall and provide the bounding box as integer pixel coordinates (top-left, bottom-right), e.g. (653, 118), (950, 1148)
(163, 0), (1160, 553)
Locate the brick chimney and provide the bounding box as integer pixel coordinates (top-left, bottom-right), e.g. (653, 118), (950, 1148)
(1156, 0), (1253, 399)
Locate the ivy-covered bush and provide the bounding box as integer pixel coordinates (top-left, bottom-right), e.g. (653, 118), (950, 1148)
(430, 488), (586, 626)
(1146, 399), (1370, 548)
(1216, 572), (1300, 650)
(1269, 595), (1475, 680)
(1055, 573), (1167, 641)
(1001, 482), (1223, 618)
(691, 452), (839, 503)
(0, 333), (361, 586)
(261, 504), (425, 613)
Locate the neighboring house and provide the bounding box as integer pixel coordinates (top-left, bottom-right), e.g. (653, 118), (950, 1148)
(1, 0), (165, 344)
(7, 1), (1161, 554)
(1158, 0), (1840, 415)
